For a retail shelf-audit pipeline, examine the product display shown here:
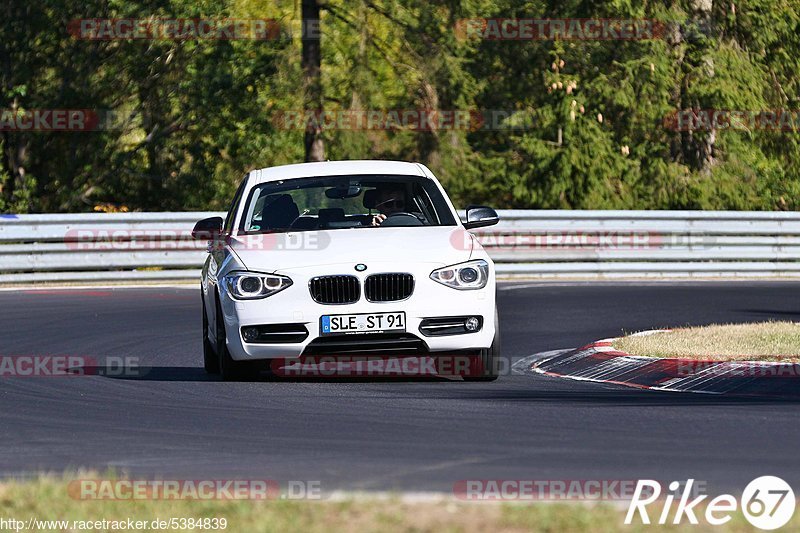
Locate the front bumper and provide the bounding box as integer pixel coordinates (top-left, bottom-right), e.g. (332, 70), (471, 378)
(219, 263), (496, 361)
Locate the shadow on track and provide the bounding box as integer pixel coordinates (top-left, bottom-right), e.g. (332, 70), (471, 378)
(83, 365), (456, 383)
(738, 308), (800, 319)
(82, 364), (800, 403)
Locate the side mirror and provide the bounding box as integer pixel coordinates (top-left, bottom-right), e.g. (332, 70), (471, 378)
(463, 206), (499, 230)
(191, 216), (224, 240)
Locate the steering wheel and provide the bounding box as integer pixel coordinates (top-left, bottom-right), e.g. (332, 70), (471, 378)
(379, 212), (424, 227)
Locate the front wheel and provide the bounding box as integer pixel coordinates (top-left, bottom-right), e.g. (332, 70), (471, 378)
(215, 294), (254, 381)
(202, 296), (219, 374)
(466, 311), (500, 382)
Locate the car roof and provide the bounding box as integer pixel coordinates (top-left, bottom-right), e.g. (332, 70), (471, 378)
(249, 160), (427, 184)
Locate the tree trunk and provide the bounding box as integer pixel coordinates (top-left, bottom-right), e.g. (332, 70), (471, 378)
(302, 0), (324, 162)
(1, 130), (29, 209)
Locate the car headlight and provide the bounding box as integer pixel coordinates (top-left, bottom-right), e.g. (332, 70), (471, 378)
(224, 272), (292, 300)
(430, 260), (490, 290)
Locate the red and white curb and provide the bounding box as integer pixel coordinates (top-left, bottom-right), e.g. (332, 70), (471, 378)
(528, 331), (800, 398)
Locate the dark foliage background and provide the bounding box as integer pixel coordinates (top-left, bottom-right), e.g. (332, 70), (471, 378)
(2, 0), (799, 212)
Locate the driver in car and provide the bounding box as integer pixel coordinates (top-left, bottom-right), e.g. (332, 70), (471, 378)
(370, 185), (408, 226)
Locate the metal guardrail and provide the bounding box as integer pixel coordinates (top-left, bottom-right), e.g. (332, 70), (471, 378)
(2, 210), (800, 283)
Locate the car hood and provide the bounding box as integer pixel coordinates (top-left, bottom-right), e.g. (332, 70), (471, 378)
(228, 226), (474, 273)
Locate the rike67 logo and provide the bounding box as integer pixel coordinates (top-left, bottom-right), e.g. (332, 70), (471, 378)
(626, 476), (795, 530)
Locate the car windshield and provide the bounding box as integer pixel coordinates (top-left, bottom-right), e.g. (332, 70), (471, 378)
(238, 174), (458, 233)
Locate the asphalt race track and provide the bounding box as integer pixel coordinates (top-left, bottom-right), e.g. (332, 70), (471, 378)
(2, 281), (800, 495)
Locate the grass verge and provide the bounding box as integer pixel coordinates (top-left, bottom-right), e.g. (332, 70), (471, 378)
(0, 475), (795, 532)
(612, 321), (800, 362)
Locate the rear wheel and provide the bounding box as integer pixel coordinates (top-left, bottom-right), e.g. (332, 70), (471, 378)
(215, 294), (253, 381)
(202, 296), (219, 374)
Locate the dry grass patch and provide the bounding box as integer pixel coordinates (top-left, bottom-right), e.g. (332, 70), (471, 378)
(613, 322), (800, 362)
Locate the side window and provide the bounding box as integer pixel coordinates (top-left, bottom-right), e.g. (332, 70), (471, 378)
(223, 175), (249, 234)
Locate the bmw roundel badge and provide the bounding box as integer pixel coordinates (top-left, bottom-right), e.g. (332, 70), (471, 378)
(355, 263), (367, 272)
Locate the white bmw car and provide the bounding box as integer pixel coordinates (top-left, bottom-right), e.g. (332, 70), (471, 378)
(193, 160), (501, 381)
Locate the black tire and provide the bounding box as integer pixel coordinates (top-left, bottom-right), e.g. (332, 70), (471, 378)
(466, 311), (501, 382)
(202, 296), (219, 374)
(215, 293), (252, 381)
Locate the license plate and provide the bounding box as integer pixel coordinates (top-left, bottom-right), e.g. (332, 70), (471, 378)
(321, 312), (406, 335)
